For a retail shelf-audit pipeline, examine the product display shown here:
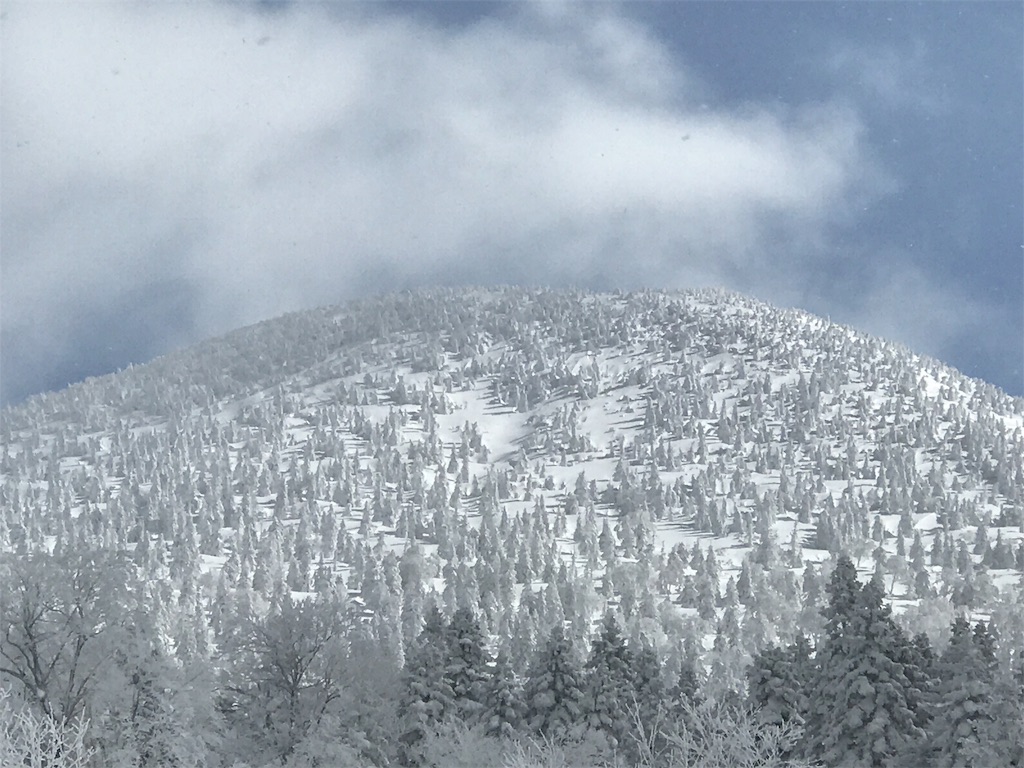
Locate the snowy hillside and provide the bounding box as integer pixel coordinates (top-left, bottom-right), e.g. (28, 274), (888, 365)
(2, 286), (1023, 766)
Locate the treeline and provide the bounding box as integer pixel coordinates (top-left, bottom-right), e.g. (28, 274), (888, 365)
(394, 554), (1024, 767)
(2, 552), (1022, 767)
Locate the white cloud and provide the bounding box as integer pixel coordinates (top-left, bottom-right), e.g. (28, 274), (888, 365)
(843, 257), (1003, 365)
(1, 1), (920, 399)
(826, 38), (951, 116)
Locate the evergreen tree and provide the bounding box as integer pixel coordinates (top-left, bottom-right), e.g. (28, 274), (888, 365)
(973, 654), (1024, 767)
(582, 611), (635, 749)
(445, 606), (490, 723)
(483, 650), (526, 740)
(622, 634), (668, 766)
(928, 618), (999, 767)
(804, 555), (927, 767)
(523, 624), (585, 743)
(898, 630), (938, 751)
(398, 605), (455, 765)
(748, 634), (813, 732)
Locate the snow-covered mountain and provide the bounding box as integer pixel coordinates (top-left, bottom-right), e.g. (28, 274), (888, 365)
(3, 285), (1024, 651)
(4, 286), (1024, 767)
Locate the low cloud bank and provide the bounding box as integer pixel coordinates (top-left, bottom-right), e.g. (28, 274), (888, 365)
(1, 2), (1000, 402)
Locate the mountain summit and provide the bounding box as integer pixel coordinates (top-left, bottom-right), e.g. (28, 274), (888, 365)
(2, 286), (1023, 766)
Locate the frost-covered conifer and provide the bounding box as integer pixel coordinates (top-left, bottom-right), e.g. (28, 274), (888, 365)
(582, 612), (635, 748)
(483, 650), (525, 739)
(523, 624), (585, 743)
(398, 605), (455, 764)
(804, 557), (927, 766)
(445, 606), (490, 722)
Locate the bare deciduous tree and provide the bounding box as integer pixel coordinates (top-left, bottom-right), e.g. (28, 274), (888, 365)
(627, 695), (811, 768)
(0, 686), (93, 768)
(0, 552), (130, 726)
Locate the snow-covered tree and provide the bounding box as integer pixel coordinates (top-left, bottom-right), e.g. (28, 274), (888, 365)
(523, 624), (585, 743)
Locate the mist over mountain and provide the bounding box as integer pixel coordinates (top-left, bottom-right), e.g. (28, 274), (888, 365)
(2, 287), (1023, 766)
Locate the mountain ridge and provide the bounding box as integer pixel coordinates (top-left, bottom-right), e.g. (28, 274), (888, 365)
(5, 286), (1020, 430)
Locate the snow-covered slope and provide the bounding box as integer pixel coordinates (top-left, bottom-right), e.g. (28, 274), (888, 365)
(2, 286), (1023, 661)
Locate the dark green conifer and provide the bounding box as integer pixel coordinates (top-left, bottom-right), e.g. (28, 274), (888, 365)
(483, 650), (526, 739)
(804, 556), (927, 767)
(582, 611), (635, 749)
(445, 606), (490, 722)
(398, 606), (454, 765)
(523, 624), (585, 743)
(748, 634), (812, 731)
(928, 618), (1000, 767)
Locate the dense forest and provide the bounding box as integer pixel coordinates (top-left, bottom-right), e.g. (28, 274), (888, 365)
(2, 287), (1023, 766)
(2, 549), (1021, 766)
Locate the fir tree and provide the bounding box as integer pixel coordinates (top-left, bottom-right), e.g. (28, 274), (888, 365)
(483, 650), (526, 740)
(523, 624), (585, 743)
(582, 611), (635, 749)
(445, 606), (490, 723)
(973, 654), (1024, 767)
(928, 618), (999, 767)
(804, 556), (927, 767)
(623, 634), (668, 766)
(748, 634), (813, 732)
(398, 606), (455, 765)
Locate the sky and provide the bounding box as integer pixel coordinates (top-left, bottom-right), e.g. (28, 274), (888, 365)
(2, 1), (1022, 406)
